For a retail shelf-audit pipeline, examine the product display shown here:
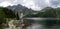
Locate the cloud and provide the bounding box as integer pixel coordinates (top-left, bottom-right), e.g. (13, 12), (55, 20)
(0, 0), (4, 3)
(21, 0), (41, 11)
(33, 0), (50, 9)
(0, 1), (14, 7)
(0, 0), (60, 11)
(49, 0), (60, 7)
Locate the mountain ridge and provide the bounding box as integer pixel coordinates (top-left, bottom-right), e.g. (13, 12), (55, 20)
(6, 4), (37, 15)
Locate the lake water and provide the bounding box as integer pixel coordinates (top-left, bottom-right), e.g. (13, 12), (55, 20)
(23, 18), (60, 29)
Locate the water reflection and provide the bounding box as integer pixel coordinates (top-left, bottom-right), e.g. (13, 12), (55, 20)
(24, 18), (60, 29)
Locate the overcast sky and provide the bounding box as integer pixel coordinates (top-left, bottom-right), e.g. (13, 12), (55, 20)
(0, 0), (60, 11)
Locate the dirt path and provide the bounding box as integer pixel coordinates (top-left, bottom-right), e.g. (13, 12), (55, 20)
(5, 20), (16, 29)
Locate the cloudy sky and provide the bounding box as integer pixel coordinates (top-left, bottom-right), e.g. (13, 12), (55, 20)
(0, 0), (60, 11)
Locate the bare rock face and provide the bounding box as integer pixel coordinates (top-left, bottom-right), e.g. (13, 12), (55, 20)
(6, 4), (36, 15)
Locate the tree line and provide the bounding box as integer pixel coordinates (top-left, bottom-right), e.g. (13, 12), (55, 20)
(0, 7), (16, 27)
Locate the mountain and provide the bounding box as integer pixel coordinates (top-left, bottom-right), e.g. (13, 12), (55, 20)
(6, 4), (37, 15)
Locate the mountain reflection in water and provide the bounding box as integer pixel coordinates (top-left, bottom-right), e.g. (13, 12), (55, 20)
(23, 18), (60, 29)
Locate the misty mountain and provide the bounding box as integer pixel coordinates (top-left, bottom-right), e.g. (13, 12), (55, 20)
(6, 4), (37, 15)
